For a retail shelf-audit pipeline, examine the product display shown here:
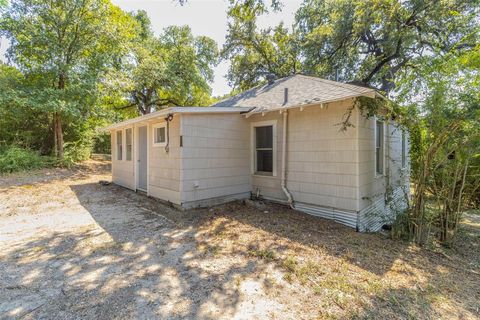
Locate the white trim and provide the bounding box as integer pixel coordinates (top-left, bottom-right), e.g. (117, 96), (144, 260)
(250, 120), (277, 177)
(374, 117), (385, 178)
(134, 124), (139, 191)
(152, 123), (167, 147)
(116, 129), (123, 161)
(101, 107), (252, 131)
(147, 123), (150, 196)
(124, 127), (133, 161)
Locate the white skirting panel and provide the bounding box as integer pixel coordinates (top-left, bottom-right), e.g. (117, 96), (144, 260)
(358, 186), (409, 232)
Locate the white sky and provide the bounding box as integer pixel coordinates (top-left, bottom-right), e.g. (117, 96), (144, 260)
(0, 0), (302, 96)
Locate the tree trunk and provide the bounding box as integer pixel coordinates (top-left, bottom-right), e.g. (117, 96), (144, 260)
(54, 112), (64, 159)
(55, 74), (65, 159)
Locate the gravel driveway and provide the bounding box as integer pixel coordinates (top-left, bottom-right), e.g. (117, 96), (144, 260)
(0, 161), (292, 319)
(1, 161), (479, 320)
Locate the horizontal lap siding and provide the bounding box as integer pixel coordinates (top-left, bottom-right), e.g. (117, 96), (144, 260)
(111, 129), (135, 190)
(149, 117), (181, 204)
(286, 100), (360, 212)
(180, 114), (251, 205)
(247, 99), (360, 212)
(358, 117), (410, 212)
(249, 112), (286, 201)
(357, 115), (410, 231)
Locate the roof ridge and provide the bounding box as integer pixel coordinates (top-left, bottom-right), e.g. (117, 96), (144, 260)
(294, 74), (374, 94)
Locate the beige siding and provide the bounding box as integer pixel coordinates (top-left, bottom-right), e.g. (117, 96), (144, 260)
(249, 112), (286, 200)
(110, 128), (135, 190)
(358, 116), (410, 212)
(148, 116), (181, 205)
(248, 99), (360, 212)
(180, 113), (251, 207)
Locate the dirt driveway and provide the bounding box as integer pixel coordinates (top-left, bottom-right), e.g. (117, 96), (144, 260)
(0, 161), (479, 319)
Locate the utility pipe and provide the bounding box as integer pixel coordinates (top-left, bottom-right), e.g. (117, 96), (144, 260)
(281, 111), (295, 209)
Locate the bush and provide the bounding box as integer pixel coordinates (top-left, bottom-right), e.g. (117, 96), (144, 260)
(0, 146), (54, 174)
(60, 140), (92, 168)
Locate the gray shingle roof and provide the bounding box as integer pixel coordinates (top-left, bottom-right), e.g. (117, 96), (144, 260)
(212, 74), (377, 113)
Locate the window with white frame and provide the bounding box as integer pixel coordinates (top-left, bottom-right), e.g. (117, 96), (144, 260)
(401, 130), (406, 168)
(153, 124), (166, 146)
(253, 123), (275, 175)
(375, 120), (384, 175)
(125, 128), (132, 161)
(116, 130), (123, 161)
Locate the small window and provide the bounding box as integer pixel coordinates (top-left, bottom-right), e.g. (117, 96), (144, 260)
(125, 128), (132, 161)
(375, 120), (384, 175)
(116, 130), (123, 161)
(401, 130), (406, 168)
(153, 125), (166, 146)
(255, 125), (274, 175)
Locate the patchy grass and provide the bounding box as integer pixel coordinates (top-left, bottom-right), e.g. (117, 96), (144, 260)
(1, 161), (479, 319)
(182, 202), (480, 319)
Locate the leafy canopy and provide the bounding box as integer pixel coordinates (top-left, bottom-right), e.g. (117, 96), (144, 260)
(107, 11), (219, 115)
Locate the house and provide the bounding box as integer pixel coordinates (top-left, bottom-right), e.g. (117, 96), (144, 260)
(104, 75), (409, 231)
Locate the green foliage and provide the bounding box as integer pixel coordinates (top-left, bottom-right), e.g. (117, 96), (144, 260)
(222, 2), (301, 90)
(106, 12), (219, 115)
(92, 132), (111, 154)
(0, 146), (54, 173)
(0, 0), (137, 158)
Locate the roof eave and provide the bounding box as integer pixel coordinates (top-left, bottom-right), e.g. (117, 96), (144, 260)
(244, 90), (378, 117)
(100, 107), (252, 131)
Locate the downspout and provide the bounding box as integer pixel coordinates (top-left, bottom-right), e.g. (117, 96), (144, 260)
(281, 111), (295, 209)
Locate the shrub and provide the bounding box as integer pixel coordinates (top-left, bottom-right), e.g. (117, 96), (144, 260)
(0, 146), (54, 174)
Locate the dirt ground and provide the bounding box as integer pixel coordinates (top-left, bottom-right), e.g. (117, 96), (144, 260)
(0, 160), (479, 319)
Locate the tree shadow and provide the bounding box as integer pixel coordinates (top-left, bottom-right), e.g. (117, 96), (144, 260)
(2, 178), (478, 319)
(0, 182), (271, 319)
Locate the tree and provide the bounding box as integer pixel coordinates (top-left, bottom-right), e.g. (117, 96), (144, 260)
(393, 44), (480, 245)
(109, 11), (219, 115)
(222, 0), (301, 90)
(1, 0), (136, 158)
(295, 0), (479, 93)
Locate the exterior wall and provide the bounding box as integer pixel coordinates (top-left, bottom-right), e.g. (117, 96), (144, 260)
(111, 128), (135, 190)
(148, 116), (182, 205)
(357, 116), (410, 231)
(247, 99), (360, 213)
(180, 113), (251, 208)
(248, 112), (286, 201)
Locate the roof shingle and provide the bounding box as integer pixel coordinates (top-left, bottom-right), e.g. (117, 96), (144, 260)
(212, 74), (377, 113)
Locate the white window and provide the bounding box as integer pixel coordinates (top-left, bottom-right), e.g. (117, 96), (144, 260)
(252, 121), (276, 176)
(153, 124), (166, 146)
(116, 130), (123, 161)
(401, 130), (406, 168)
(375, 120), (384, 175)
(125, 128), (132, 161)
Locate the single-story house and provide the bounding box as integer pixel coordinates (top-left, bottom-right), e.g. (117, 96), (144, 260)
(104, 74), (409, 231)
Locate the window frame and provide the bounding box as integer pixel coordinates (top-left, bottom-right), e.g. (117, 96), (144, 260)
(374, 118), (385, 177)
(116, 130), (123, 161)
(152, 123), (167, 147)
(251, 120), (277, 177)
(125, 127), (133, 161)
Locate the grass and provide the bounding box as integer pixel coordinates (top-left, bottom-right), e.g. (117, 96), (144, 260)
(188, 202), (480, 319)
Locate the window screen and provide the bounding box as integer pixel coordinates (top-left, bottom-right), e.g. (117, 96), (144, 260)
(255, 125), (273, 174)
(375, 121), (383, 174)
(154, 126), (166, 144)
(125, 128), (132, 161)
(116, 130), (123, 161)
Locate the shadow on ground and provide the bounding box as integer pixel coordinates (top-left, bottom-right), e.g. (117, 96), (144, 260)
(1, 173), (478, 319)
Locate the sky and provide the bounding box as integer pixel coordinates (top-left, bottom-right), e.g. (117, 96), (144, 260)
(0, 0), (303, 96)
